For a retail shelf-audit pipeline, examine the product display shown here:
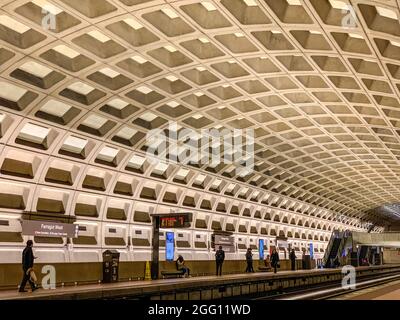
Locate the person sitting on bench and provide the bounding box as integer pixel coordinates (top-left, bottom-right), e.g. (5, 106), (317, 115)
(176, 255), (190, 277)
(264, 255), (271, 269)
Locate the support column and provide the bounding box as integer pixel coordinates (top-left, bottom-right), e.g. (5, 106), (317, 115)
(151, 216), (160, 280)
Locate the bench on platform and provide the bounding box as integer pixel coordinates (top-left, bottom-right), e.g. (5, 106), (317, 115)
(258, 266), (272, 272)
(161, 270), (185, 279)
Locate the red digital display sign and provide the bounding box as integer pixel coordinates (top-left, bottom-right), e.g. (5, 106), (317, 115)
(160, 215), (186, 228)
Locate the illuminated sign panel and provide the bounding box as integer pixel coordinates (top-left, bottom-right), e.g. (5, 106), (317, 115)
(259, 239), (264, 260)
(166, 232), (175, 261)
(160, 216), (186, 228)
(156, 213), (192, 229)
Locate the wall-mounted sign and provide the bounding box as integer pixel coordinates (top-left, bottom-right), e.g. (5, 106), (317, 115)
(309, 243), (314, 259)
(214, 234), (235, 253)
(154, 213), (192, 229)
(166, 232), (174, 261)
(22, 220), (79, 238)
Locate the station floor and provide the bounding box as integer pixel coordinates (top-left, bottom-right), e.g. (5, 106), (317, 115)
(1, 266), (399, 300)
(0, 268), (330, 300)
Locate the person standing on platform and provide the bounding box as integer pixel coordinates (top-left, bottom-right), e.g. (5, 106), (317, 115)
(19, 240), (38, 292)
(245, 248), (254, 273)
(215, 245), (225, 276)
(271, 248), (280, 274)
(289, 249), (297, 271)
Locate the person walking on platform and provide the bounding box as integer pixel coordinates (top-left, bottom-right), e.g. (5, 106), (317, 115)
(215, 246), (225, 276)
(245, 248), (254, 273)
(271, 248), (280, 274)
(289, 249), (297, 271)
(19, 240), (38, 292)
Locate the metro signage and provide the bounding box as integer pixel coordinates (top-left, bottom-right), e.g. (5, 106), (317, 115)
(154, 212), (193, 229)
(160, 215), (186, 229)
(22, 220), (79, 238)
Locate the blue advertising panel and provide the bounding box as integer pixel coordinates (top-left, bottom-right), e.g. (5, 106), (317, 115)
(309, 243), (314, 259)
(166, 232), (174, 261)
(259, 239), (264, 260)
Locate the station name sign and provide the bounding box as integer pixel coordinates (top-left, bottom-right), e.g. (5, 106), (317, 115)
(214, 235), (235, 253)
(22, 220), (79, 238)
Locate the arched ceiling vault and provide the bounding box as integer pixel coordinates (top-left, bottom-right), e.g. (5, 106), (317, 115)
(0, 0), (400, 227)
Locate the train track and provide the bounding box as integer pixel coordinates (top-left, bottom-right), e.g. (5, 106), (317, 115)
(254, 271), (400, 300)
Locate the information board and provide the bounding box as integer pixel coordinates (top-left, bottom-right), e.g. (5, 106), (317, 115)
(259, 239), (264, 260)
(22, 220), (79, 238)
(166, 232), (175, 261)
(160, 216), (186, 228)
(214, 234), (235, 253)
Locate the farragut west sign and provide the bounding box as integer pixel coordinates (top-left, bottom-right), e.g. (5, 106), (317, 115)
(22, 220), (79, 238)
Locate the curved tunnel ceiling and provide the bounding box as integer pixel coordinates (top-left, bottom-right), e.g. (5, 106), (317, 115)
(0, 0), (400, 228)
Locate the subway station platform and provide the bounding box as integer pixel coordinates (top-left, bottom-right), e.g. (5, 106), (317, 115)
(2, 264), (400, 300)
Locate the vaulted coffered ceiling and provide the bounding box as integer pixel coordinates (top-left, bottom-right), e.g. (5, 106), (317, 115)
(1, 0), (400, 228)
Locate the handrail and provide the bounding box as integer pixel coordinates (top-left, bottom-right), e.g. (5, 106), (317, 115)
(322, 230), (338, 266)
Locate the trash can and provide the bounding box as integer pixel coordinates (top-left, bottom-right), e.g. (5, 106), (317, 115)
(303, 255), (311, 270)
(102, 250), (120, 283)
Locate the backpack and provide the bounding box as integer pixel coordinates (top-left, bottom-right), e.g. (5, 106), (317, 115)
(216, 250), (224, 261)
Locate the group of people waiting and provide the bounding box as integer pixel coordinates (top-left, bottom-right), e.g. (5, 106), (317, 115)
(171, 246), (299, 278)
(246, 248), (283, 273)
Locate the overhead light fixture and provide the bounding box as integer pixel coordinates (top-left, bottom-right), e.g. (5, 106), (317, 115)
(376, 6), (397, 20)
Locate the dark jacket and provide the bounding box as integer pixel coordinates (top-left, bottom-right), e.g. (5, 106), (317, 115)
(215, 249), (225, 262)
(289, 251), (296, 261)
(245, 251), (253, 261)
(22, 246), (34, 270)
(271, 252), (279, 267)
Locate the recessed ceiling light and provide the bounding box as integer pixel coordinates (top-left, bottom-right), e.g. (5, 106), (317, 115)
(140, 112), (158, 122)
(137, 86), (153, 94)
(390, 40), (400, 47)
(33, 0), (62, 15)
(123, 18), (143, 30)
(348, 33), (363, 39)
(376, 6), (397, 20)
(199, 37), (210, 43)
(164, 45), (177, 52)
(99, 68), (120, 78)
(243, 0), (257, 7)
(167, 101), (180, 108)
(161, 8), (179, 19)
(192, 114), (203, 120)
(201, 2), (217, 11)
(328, 0), (348, 10)
(88, 30), (110, 43)
(54, 45), (79, 59)
(131, 55), (147, 64)
(0, 15), (30, 34)
(166, 75), (179, 82)
(286, 0), (302, 6)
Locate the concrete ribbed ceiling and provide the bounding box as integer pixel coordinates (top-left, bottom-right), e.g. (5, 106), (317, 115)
(1, 0), (400, 229)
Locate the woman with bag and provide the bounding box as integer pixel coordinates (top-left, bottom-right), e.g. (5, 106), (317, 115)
(271, 248), (280, 274)
(19, 240), (38, 292)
